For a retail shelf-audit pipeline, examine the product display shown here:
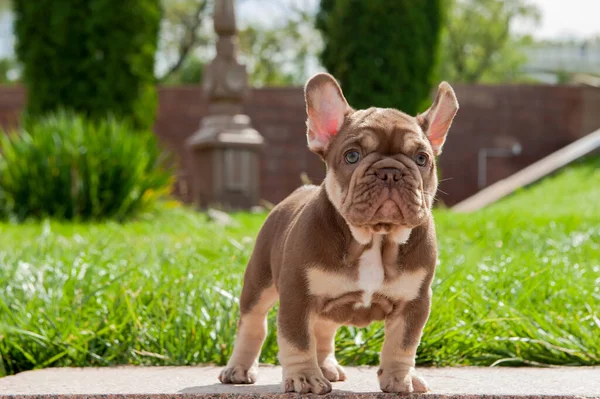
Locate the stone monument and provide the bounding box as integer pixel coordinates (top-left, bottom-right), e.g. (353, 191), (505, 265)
(186, 0), (264, 209)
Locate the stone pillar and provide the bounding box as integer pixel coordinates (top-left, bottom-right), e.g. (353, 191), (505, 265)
(185, 0), (264, 210)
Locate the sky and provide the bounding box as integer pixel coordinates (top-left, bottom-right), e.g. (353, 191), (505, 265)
(517, 0), (600, 39)
(2, 0), (600, 60)
(238, 0), (600, 40)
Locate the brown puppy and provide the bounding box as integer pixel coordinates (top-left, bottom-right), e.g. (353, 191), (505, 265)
(219, 73), (459, 394)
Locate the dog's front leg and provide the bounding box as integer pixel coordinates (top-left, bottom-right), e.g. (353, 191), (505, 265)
(277, 287), (332, 394)
(378, 294), (431, 393)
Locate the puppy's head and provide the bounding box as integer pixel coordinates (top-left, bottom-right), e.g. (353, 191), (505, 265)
(305, 73), (458, 243)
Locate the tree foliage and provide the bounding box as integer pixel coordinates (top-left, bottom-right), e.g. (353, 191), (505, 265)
(0, 58), (16, 84)
(13, 0), (161, 129)
(317, 0), (443, 115)
(238, 5), (319, 87)
(440, 0), (540, 83)
(162, 56), (205, 85)
(158, 0), (211, 82)
(159, 0), (320, 86)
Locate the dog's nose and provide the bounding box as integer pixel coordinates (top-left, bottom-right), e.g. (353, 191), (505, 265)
(375, 167), (402, 182)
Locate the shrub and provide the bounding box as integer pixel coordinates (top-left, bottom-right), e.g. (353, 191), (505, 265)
(0, 112), (173, 221)
(316, 0), (443, 114)
(0, 184), (6, 220)
(13, 0), (161, 130)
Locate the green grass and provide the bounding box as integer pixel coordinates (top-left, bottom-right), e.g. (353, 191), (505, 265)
(0, 157), (599, 376)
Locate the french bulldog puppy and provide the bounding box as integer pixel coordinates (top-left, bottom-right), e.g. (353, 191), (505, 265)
(219, 73), (458, 394)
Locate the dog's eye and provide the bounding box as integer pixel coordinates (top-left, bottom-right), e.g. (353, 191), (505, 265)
(415, 152), (428, 167)
(344, 150), (360, 164)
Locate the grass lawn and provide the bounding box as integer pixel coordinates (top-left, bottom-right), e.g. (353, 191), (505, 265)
(1, 157), (599, 376)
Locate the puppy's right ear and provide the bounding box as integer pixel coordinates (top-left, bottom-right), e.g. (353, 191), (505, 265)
(305, 73), (351, 154)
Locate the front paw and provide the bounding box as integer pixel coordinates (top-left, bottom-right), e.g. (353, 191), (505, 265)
(377, 367), (429, 393)
(282, 368), (332, 394)
(320, 359), (347, 382)
(219, 364), (258, 384)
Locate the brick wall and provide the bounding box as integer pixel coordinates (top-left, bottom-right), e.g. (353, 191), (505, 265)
(2, 84), (599, 206)
(0, 86), (25, 131)
(442, 85), (593, 204)
(153, 86), (325, 204)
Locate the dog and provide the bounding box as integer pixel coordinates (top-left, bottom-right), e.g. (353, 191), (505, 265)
(218, 73), (458, 394)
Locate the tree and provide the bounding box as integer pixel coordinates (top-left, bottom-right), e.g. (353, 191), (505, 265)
(0, 0), (18, 84)
(317, 0), (443, 115)
(159, 0), (320, 86)
(158, 0), (211, 82)
(162, 56), (205, 85)
(238, 4), (320, 87)
(13, 0), (161, 129)
(440, 0), (540, 83)
(0, 58), (17, 84)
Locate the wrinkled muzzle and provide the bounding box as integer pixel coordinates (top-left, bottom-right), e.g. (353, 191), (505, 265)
(338, 155), (429, 229)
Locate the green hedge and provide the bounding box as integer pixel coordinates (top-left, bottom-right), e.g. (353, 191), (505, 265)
(317, 0), (443, 115)
(13, 0), (161, 130)
(0, 112), (173, 221)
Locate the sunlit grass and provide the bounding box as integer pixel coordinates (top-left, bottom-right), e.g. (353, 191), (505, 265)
(0, 157), (599, 376)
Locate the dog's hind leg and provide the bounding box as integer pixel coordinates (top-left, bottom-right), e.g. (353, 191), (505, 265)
(219, 261), (278, 384)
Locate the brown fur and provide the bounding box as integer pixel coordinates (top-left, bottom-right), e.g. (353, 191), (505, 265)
(219, 73), (458, 394)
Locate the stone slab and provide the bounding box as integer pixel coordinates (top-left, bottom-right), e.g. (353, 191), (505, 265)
(1, 366), (600, 398)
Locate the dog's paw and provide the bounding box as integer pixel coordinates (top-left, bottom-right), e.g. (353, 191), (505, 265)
(377, 367), (429, 393)
(320, 359), (347, 382)
(282, 369), (332, 394)
(218, 364), (258, 384)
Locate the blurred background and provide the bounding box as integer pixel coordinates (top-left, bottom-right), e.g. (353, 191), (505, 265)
(0, 0), (599, 378)
(0, 0), (599, 209)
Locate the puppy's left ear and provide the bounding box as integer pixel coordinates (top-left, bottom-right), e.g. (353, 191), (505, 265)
(305, 73), (352, 154)
(418, 82), (459, 156)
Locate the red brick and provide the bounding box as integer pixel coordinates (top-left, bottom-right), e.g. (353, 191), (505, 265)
(2, 84), (599, 206)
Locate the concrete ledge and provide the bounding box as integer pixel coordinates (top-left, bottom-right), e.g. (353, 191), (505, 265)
(1, 365), (599, 398)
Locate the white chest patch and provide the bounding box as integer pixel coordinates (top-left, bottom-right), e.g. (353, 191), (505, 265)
(356, 234), (385, 307)
(306, 239), (428, 308)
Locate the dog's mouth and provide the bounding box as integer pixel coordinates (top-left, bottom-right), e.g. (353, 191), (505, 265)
(346, 188), (426, 230)
(330, 154), (430, 231)
(375, 198), (402, 219)
(370, 222), (394, 233)
(364, 200), (402, 230)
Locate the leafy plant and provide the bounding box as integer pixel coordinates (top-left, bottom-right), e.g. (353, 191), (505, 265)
(1, 157), (599, 375)
(162, 56), (205, 85)
(0, 112), (173, 221)
(0, 58), (18, 84)
(13, 0), (161, 130)
(440, 0), (540, 83)
(159, 0), (320, 87)
(317, 0), (443, 114)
